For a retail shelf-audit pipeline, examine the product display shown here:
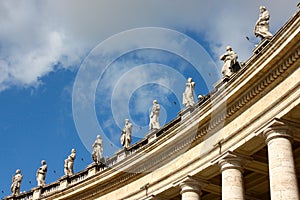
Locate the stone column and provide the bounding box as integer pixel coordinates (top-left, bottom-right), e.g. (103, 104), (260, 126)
(179, 176), (208, 200)
(263, 121), (299, 200)
(216, 152), (250, 200)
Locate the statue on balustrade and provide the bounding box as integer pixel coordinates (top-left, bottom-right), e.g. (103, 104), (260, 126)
(36, 160), (47, 186)
(92, 135), (103, 165)
(11, 169), (22, 196)
(120, 119), (132, 149)
(183, 77), (195, 107)
(220, 46), (240, 77)
(64, 148), (76, 176)
(149, 100), (160, 130)
(254, 6), (273, 40)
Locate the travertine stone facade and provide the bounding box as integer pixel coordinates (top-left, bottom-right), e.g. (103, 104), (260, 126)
(4, 8), (300, 200)
(263, 120), (300, 200)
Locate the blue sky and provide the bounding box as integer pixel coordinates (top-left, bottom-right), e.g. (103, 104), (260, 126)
(0, 0), (299, 198)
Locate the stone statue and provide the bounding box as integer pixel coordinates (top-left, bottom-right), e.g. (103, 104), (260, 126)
(149, 100), (160, 130)
(182, 77), (195, 107)
(64, 149), (76, 176)
(36, 160), (47, 186)
(120, 119), (132, 149)
(92, 135), (103, 165)
(254, 6), (273, 40)
(11, 169), (22, 196)
(220, 46), (239, 77)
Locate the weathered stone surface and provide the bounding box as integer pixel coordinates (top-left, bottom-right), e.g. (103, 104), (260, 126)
(264, 121), (299, 200)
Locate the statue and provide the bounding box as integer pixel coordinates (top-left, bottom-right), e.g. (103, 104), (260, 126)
(36, 160), (47, 186)
(198, 94), (204, 101)
(120, 119), (132, 149)
(254, 6), (273, 40)
(11, 169), (22, 196)
(149, 100), (160, 130)
(92, 135), (103, 165)
(64, 149), (76, 176)
(220, 46), (239, 77)
(182, 77), (195, 107)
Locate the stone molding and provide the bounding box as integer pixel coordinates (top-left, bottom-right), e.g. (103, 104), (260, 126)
(196, 45), (300, 139)
(45, 35), (300, 200)
(140, 195), (168, 200)
(35, 10), (300, 200)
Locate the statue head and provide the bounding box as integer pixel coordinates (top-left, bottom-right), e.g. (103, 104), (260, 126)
(153, 100), (158, 104)
(259, 6), (266, 11)
(71, 149), (76, 153)
(198, 94), (204, 101)
(97, 135), (101, 139)
(16, 169), (21, 174)
(41, 160), (46, 165)
(125, 119), (130, 123)
(187, 77), (192, 82)
(226, 46), (232, 51)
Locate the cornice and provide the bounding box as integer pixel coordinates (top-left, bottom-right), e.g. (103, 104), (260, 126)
(28, 10), (300, 200)
(53, 46), (299, 199)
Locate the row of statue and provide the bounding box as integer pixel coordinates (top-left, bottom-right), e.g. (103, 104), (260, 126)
(8, 5), (273, 197)
(10, 160), (47, 196)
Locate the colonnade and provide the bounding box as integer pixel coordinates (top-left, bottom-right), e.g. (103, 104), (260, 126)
(149, 120), (299, 200)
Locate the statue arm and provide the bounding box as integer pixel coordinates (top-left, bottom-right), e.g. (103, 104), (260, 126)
(40, 165), (47, 173)
(157, 105), (160, 111)
(220, 53), (228, 61)
(262, 11), (270, 20)
(191, 82), (195, 89)
(230, 52), (238, 63)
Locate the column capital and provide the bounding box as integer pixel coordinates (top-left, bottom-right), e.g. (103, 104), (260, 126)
(174, 176), (208, 195)
(263, 119), (293, 144)
(213, 151), (252, 173)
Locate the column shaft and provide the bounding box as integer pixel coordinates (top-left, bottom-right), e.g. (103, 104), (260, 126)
(221, 164), (245, 200)
(215, 152), (249, 200)
(265, 126), (299, 200)
(180, 184), (201, 200)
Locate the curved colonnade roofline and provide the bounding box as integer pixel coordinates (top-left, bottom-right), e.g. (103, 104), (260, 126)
(5, 8), (300, 200)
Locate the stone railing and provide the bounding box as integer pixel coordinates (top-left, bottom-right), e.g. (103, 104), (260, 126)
(69, 170), (89, 185)
(4, 97), (206, 200)
(4, 94), (206, 200)
(41, 181), (60, 197)
(4, 190), (33, 200)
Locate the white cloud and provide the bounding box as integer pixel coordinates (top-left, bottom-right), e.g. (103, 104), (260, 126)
(0, 0), (298, 92)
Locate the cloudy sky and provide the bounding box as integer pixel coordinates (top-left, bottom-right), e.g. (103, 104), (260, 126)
(0, 0), (298, 197)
